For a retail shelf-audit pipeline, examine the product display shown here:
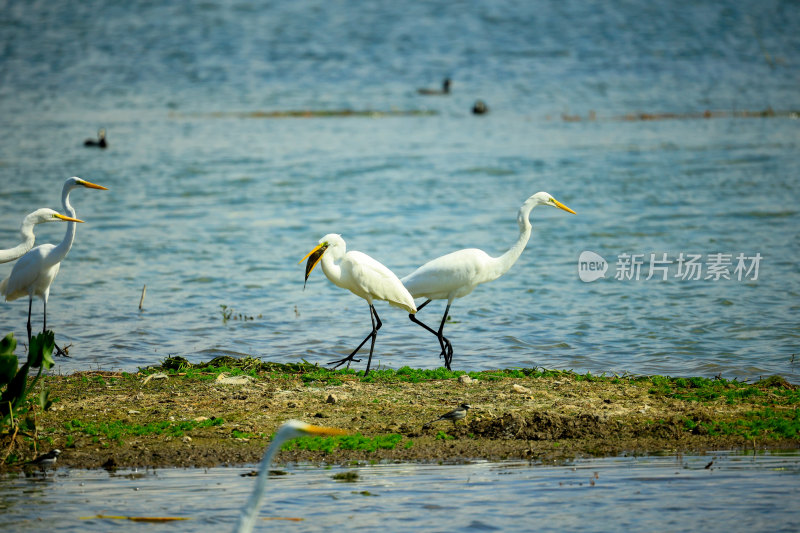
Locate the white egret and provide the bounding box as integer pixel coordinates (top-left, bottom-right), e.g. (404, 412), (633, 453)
(0, 209), (83, 264)
(300, 233), (417, 375)
(0, 177), (108, 344)
(234, 420), (348, 533)
(401, 192), (575, 369)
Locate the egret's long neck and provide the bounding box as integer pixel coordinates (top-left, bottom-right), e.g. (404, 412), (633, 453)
(320, 250), (344, 289)
(49, 189), (78, 266)
(0, 219), (36, 263)
(494, 202), (535, 278)
(233, 430), (287, 533)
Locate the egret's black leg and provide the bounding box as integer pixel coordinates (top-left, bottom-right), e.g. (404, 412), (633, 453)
(26, 297), (33, 345)
(42, 299), (69, 357)
(409, 300), (454, 367)
(363, 306), (381, 376)
(329, 305), (382, 376)
(436, 303), (453, 369)
(416, 299), (432, 312)
(410, 301), (445, 352)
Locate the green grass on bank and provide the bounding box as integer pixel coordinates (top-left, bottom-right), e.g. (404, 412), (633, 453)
(137, 356), (798, 407)
(282, 433), (406, 454)
(683, 408), (800, 440)
(59, 417), (225, 445)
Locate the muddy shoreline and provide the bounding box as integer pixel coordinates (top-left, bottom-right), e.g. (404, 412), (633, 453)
(4, 360), (798, 470)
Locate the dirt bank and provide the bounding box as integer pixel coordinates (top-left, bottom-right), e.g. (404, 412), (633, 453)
(3, 359), (798, 470)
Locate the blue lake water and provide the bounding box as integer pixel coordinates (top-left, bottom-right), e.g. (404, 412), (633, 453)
(0, 0), (798, 383)
(1, 1), (799, 529)
(2, 453), (799, 532)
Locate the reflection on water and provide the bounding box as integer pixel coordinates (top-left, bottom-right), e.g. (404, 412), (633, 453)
(2, 453), (799, 532)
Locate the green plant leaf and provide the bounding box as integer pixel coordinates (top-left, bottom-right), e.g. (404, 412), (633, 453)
(0, 333), (16, 356)
(29, 331), (55, 369)
(0, 353), (18, 387)
(0, 362), (29, 417)
(38, 388), (52, 411)
(21, 415), (36, 431)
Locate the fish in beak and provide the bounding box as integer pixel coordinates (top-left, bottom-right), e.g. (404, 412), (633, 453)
(299, 242), (329, 288)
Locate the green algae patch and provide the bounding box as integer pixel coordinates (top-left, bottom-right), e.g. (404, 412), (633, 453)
(283, 433), (405, 453)
(684, 408), (800, 439)
(644, 375), (798, 406)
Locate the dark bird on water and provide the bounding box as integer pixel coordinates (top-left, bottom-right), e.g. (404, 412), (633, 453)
(424, 403), (471, 428)
(418, 78), (451, 95)
(472, 100), (489, 115)
(84, 128), (107, 148)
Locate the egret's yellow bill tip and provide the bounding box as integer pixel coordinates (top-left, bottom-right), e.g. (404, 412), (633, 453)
(304, 424), (349, 436)
(80, 179), (109, 190)
(55, 214), (84, 223)
(554, 199), (576, 214)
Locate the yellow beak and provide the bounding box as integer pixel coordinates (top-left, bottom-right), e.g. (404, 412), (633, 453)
(54, 214), (85, 223)
(553, 198), (576, 214)
(301, 423), (349, 437)
(299, 242), (329, 287)
(78, 179), (109, 191)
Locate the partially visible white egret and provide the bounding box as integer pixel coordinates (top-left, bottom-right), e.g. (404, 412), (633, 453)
(0, 209), (83, 264)
(0, 177), (108, 344)
(300, 233), (417, 375)
(234, 420), (348, 533)
(401, 192), (575, 369)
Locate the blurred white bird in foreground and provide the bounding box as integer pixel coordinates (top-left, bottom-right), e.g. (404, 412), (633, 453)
(234, 420), (347, 533)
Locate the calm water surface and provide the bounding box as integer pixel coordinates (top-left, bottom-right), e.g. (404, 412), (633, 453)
(0, 2), (798, 381)
(2, 453), (799, 532)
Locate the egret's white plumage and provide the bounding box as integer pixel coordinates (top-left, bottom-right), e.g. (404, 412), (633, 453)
(234, 420), (348, 533)
(301, 233), (416, 375)
(0, 209), (83, 264)
(401, 192), (575, 369)
(0, 177), (107, 343)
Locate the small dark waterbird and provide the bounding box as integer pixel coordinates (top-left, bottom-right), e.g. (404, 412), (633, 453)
(84, 128), (107, 148)
(301, 234), (417, 375)
(472, 99), (489, 115)
(418, 78), (451, 95)
(401, 192), (575, 370)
